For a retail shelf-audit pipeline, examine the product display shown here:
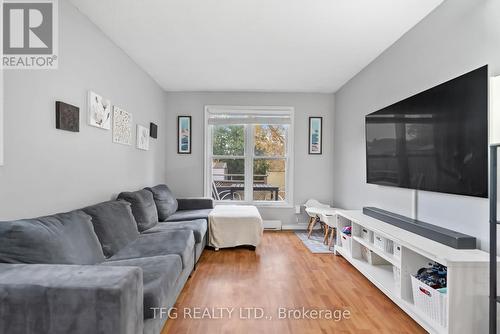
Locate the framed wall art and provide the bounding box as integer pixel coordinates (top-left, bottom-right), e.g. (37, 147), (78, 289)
(177, 116), (191, 154)
(308, 117), (322, 155)
(55, 101), (79, 132)
(137, 124), (150, 150)
(88, 91), (111, 129)
(112, 106), (132, 145)
(150, 122), (158, 139)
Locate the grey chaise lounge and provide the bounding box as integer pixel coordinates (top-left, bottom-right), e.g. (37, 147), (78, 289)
(0, 184), (213, 334)
(118, 184), (213, 263)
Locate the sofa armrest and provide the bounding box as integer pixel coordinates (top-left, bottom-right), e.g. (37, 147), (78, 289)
(0, 263), (143, 334)
(177, 197), (214, 210)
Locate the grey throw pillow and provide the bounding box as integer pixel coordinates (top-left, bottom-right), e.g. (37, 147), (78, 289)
(82, 200), (140, 257)
(117, 189), (159, 232)
(0, 210), (105, 264)
(145, 184), (178, 221)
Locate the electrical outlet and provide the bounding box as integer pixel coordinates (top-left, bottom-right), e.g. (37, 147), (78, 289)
(295, 205), (301, 214)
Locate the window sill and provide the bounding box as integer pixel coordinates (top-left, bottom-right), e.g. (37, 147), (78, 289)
(213, 200), (294, 209)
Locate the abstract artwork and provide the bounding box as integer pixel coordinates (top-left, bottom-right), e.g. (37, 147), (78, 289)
(177, 116), (191, 154)
(55, 101), (79, 132)
(309, 117), (322, 154)
(137, 124), (150, 150)
(88, 91), (111, 129)
(150, 122), (158, 139)
(112, 106), (132, 145)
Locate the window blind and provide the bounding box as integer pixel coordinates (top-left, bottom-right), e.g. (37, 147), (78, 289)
(207, 112), (292, 125)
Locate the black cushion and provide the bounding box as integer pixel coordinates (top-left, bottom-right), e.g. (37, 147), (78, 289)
(177, 198), (213, 211)
(143, 219), (207, 244)
(103, 255), (182, 319)
(0, 210), (105, 265)
(82, 200), (140, 257)
(145, 184), (178, 221)
(117, 189), (159, 232)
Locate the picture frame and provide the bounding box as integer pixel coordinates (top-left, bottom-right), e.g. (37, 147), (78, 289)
(308, 117), (322, 155)
(112, 106), (133, 146)
(150, 122), (158, 139)
(88, 91), (111, 130)
(55, 101), (80, 132)
(177, 116), (192, 154)
(136, 124), (150, 151)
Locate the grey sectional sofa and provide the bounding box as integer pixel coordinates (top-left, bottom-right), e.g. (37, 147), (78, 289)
(0, 184), (213, 334)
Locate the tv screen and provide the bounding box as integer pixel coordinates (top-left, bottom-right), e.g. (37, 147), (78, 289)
(365, 65), (488, 198)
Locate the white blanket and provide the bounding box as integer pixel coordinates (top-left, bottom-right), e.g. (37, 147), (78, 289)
(208, 205), (263, 249)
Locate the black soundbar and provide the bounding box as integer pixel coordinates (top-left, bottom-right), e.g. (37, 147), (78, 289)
(362, 207), (477, 249)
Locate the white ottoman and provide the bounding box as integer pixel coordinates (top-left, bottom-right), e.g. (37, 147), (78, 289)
(208, 205), (263, 250)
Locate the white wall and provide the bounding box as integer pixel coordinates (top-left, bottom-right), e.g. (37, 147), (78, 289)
(165, 92), (334, 226)
(333, 0), (500, 251)
(0, 1), (167, 219)
(0, 1), (3, 167)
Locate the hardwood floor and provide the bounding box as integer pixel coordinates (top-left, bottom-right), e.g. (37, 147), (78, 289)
(162, 231), (426, 334)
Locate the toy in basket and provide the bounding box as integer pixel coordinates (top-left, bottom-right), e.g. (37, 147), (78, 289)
(341, 226), (351, 235)
(411, 262), (448, 328)
(340, 226), (352, 254)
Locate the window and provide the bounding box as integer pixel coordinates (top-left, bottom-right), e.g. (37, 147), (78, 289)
(205, 106), (294, 206)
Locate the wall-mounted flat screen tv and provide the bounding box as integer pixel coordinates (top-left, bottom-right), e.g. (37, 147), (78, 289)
(365, 65), (488, 198)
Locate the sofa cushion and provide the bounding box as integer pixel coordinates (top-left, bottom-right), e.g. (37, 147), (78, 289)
(82, 200), (140, 257)
(145, 184), (178, 221)
(165, 209), (212, 222)
(177, 198), (214, 211)
(117, 190), (158, 232)
(103, 255), (182, 319)
(108, 230), (195, 268)
(143, 219), (207, 244)
(0, 211), (105, 264)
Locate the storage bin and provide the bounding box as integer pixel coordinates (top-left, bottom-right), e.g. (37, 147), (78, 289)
(394, 243), (402, 259)
(373, 232), (385, 250)
(360, 228), (372, 243)
(360, 245), (390, 265)
(374, 232), (394, 254)
(411, 275), (447, 328)
(340, 233), (351, 255)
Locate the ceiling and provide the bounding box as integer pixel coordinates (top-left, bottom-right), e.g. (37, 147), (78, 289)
(69, 0), (443, 93)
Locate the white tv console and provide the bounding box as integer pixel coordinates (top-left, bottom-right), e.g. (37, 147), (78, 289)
(334, 210), (495, 334)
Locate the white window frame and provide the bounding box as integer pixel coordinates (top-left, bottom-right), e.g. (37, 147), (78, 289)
(204, 105), (294, 208)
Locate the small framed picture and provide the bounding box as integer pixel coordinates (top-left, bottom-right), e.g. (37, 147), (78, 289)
(137, 124), (150, 151)
(88, 91), (111, 130)
(308, 117), (322, 155)
(178, 116), (192, 154)
(55, 101), (80, 132)
(150, 122), (158, 139)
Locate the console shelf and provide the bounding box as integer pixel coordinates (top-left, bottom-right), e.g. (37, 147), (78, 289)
(351, 235), (400, 267)
(334, 210), (494, 334)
